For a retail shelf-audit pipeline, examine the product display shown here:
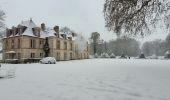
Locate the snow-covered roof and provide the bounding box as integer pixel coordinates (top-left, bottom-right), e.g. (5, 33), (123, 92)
(19, 19), (37, 28)
(22, 28), (36, 37)
(40, 27), (56, 38)
(17, 19), (38, 37)
(6, 19), (74, 39)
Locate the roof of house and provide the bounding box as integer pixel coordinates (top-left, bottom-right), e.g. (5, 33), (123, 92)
(19, 19), (37, 28)
(6, 19), (74, 39)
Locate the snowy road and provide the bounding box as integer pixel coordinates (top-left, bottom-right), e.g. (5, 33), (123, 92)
(0, 59), (170, 100)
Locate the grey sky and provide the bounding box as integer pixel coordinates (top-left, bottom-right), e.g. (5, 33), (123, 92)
(0, 0), (168, 41)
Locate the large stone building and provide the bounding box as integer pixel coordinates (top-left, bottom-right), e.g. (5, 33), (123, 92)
(2, 19), (89, 63)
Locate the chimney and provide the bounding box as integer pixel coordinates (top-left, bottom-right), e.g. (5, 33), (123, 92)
(53, 26), (59, 33)
(41, 23), (45, 31)
(12, 26), (15, 36)
(6, 28), (9, 37)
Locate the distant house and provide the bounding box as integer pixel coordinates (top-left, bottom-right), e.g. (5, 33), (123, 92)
(2, 19), (89, 63)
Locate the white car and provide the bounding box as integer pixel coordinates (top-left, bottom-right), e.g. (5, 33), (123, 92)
(39, 57), (57, 64)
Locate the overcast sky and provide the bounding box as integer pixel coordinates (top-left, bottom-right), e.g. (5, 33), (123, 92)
(0, 0), (168, 42)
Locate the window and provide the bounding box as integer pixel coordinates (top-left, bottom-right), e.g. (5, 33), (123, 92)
(11, 53), (15, 59)
(11, 39), (14, 49)
(39, 40), (43, 48)
(40, 53), (43, 57)
(87, 45), (88, 51)
(33, 40), (36, 48)
(39, 40), (41, 45)
(18, 53), (21, 59)
(30, 53), (35, 58)
(39, 40), (43, 45)
(70, 43), (73, 50)
(56, 40), (60, 49)
(64, 42), (67, 50)
(64, 52), (67, 60)
(30, 39), (32, 48)
(5, 40), (8, 49)
(18, 39), (20, 48)
(30, 39), (36, 48)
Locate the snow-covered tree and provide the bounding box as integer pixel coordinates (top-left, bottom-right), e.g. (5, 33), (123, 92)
(107, 37), (140, 56)
(0, 10), (5, 36)
(0, 9), (5, 44)
(166, 33), (170, 51)
(110, 53), (116, 58)
(103, 0), (170, 36)
(142, 39), (168, 56)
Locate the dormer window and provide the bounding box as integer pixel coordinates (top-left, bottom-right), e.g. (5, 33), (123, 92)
(55, 33), (59, 38)
(32, 28), (40, 36)
(64, 41), (67, 50)
(68, 37), (72, 40)
(11, 39), (15, 49)
(61, 34), (66, 39)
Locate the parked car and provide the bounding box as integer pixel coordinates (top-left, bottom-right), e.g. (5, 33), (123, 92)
(39, 57), (57, 64)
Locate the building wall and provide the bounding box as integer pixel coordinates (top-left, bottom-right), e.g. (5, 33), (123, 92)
(2, 36), (45, 63)
(48, 37), (74, 61)
(3, 35), (89, 63)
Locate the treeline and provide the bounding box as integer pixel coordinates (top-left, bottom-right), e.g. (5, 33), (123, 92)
(90, 32), (170, 57)
(90, 35), (140, 57)
(142, 34), (170, 56)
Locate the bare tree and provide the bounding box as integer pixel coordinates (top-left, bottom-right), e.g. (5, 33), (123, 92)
(103, 0), (170, 36)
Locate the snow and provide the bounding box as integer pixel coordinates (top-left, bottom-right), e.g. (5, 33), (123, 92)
(17, 20), (38, 37)
(100, 53), (110, 58)
(22, 28), (36, 37)
(149, 54), (158, 59)
(20, 20), (37, 28)
(0, 59), (170, 100)
(7, 20), (75, 39)
(40, 27), (57, 38)
(94, 53), (99, 58)
(0, 65), (16, 78)
(110, 53), (116, 58)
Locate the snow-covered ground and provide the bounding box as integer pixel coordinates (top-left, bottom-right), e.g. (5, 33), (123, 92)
(0, 59), (170, 100)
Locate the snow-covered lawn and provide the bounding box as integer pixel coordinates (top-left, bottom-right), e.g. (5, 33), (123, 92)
(0, 59), (170, 100)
